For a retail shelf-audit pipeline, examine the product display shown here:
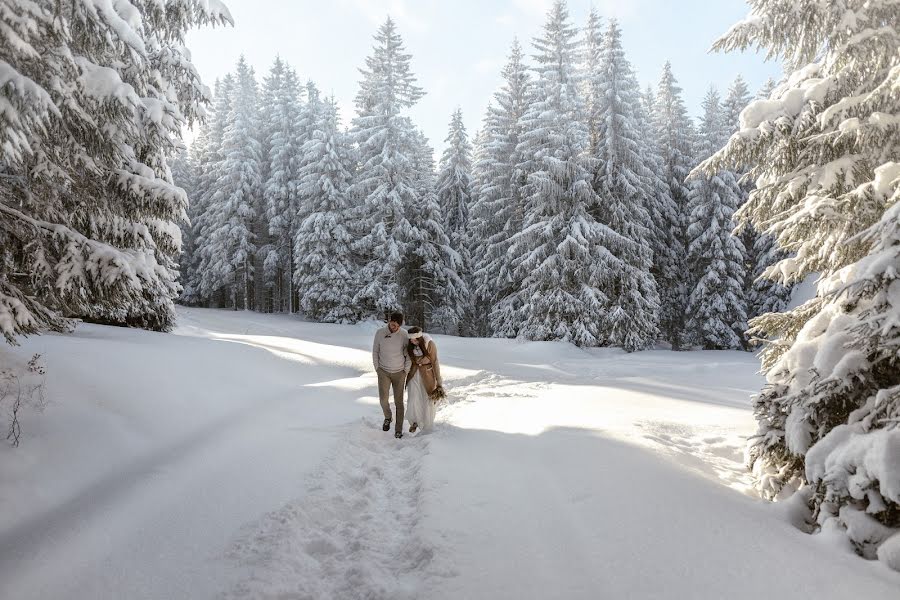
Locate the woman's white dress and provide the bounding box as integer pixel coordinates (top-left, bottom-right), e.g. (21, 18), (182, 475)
(406, 347), (436, 431)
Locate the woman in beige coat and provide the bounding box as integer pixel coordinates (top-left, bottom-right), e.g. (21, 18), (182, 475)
(405, 327), (444, 433)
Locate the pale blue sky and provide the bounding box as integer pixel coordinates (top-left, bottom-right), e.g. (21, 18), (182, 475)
(186, 0), (779, 155)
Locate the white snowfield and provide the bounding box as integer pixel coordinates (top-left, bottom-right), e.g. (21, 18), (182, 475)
(1, 308), (898, 599)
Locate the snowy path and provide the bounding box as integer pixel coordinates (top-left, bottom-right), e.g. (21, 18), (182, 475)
(223, 419), (449, 599)
(1, 308), (899, 599)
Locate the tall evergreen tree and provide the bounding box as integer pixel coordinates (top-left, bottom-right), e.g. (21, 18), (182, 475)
(501, 0), (630, 346)
(652, 62), (696, 349)
(590, 20), (660, 350)
(403, 131), (468, 332)
(469, 38), (532, 337)
(207, 57), (262, 310)
(350, 18), (425, 318)
(638, 84), (680, 340)
(437, 108), (474, 332)
(196, 75), (235, 305)
(685, 87), (747, 350)
(261, 59), (304, 313)
(582, 8), (604, 157)
(0, 0), (231, 342)
(745, 78), (795, 320)
(704, 0), (900, 564)
(170, 145), (197, 300)
(293, 97), (358, 322)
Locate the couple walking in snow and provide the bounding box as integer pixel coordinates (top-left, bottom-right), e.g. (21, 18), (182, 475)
(372, 312), (445, 439)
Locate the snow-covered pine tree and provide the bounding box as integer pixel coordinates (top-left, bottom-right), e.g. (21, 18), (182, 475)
(638, 85), (680, 343)
(436, 108), (474, 333)
(469, 38), (532, 337)
(180, 123), (211, 305)
(0, 0), (231, 342)
(350, 17), (424, 319)
(589, 20), (660, 351)
(703, 0), (900, 566)
(582, 7), (603, 157)
(652, 62), (696, 350)
(293, 97), (358, 323)
(403, 130), (468, 332)
(261, 58), (304, 313)
(743, 78), (795, 321)
(501, 0), (631, 346)
(170, 145), (197, 300)
(206, 57), (262, 310)
(195, 75), (235, 306)
(685, 87), (747, 350)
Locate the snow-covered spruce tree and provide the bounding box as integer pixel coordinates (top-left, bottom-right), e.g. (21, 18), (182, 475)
(744, 78), (795, 320)
(195, 75), (235, 306)
(206, 57), (262, 310)
(501, 0), (631, 346)
(170, 145), (197, 300)
(589, 20), (660, 351)
(0, 0), (232, 342)
(293, 97), (357, 323)
(349, 17), (424, 319)
(702, 0), (900, 566)
(720, 75), (795, 322)
(261, 58), (304, 313)
(652, 62), (696, 350)
(637, 85), (680, 343)
(436, 108), (474, 334)
(582, 7), (603, 157)
(469, 38), (532, 337)
(403, 130), (468, 332)
(685, 88), (747, 350)
(179, 123), (211, 305)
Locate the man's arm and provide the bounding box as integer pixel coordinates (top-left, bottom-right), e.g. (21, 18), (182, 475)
(372, 331), (380, 371)
(403, 333), (412, 373)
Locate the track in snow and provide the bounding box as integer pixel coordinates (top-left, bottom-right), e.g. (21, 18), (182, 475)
(222, 418), (453, 600)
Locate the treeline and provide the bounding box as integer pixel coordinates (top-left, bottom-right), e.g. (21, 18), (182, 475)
(175, 2), (791, 350)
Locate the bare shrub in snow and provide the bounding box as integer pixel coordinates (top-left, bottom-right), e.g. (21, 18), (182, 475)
(2, 354), (47, 447)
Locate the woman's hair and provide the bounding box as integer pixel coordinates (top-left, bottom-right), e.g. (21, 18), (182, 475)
(407, 326), (423, 357)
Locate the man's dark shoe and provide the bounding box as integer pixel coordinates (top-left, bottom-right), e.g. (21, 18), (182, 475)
(383, 418), (391, 432)
(395, 431), (403, 439)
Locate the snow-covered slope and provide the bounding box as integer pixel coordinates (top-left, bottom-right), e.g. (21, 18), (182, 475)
(1, 308), (897, 599)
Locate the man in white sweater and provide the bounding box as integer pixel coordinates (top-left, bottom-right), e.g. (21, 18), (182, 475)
(372, 311), (411, 438)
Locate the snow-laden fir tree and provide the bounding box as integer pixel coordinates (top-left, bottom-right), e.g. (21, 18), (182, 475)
(195, 75), (235, 305)
(652, 62), (696, 350)
(743, 78), (795, 320)
(206, 57), (262, 310)
(720, 75), (795, 322)
(685, 88), (747, 350)
(582, 8), (604, 156)
(638, 84), (681, 338)
(170, 145), (197, 299)
(293, 97), (358, 323)
(403, 131), (468, 332)
(589, 20), (660, 351)
(501, 0), (631, 346)
(703, 0), (900, 567)
(469, 38), (532, 337)
(297, 81), (324, 157)
(261, 58), (304, 313)
(179, 123), (211, 305)
(436, 108), (474, 333)
(350, 18), (425, 319)
(0, 0), (231, 342)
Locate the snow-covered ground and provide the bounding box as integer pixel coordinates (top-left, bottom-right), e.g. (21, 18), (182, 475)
(1, 308), (898, 599)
